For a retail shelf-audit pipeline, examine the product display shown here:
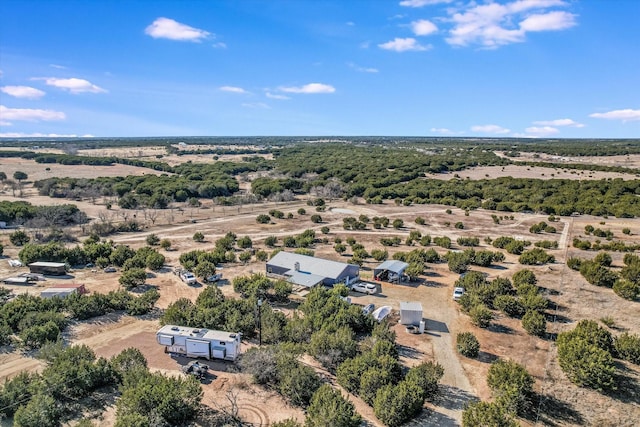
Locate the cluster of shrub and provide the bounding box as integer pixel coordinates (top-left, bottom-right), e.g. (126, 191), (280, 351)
(445, 248), (505, 274)
(572, 237), (640, 252)
(457, 270), (548, 335)
(0, 345), (201, 427)
(0, 200), (87, 228)
(529, 221), (556, 234)
(231, 282), (444, 427)
(568, 252), (640, 300)
(462, 359), (535, 426)
(0, 287), (158, 350)
(557, 320), (640, 392)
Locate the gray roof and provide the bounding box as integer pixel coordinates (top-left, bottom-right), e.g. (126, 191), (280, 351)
(28, 262), (66, 268)
(375, 260), (409, 274)
(286, 270), (325, 288)
(400, 301), (423, 312)
(268, 252), (355, 280)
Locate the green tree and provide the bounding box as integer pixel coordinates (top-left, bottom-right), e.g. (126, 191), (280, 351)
(119, 268), (147, 290)
(614, 332), (640, 365)
(557, 334), (616, 391)
(13, 392), (60, 427)
(373, 381), (424, 427)
(469, 304), (493, 328)
(265, 235), (278, 247)
(160, 238), (172, 250)
(404, 361), (444, 400)
(193, 232), (205, 242)
(392, 219), (404, 229)
(522, 310), (546, 336)
(487, 359), (534, 415)
(457, 332), (480, 358)
(13, 171), (28, 183)
(462, 401), (518, 427)
(305, 384), (361, 427)
(310, 214), (322, 223)
(145, 234), (160, 246)
(9, 230), (30, 246)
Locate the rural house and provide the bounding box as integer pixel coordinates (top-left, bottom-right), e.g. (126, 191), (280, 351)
(266, 251), (360, 288)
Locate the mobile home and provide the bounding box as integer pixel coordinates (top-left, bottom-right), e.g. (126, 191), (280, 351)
(156, 325), (241, 361)
(28, 261), (67, 276)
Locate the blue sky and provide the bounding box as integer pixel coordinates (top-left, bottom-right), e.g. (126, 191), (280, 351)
(1, 0), (639, 138)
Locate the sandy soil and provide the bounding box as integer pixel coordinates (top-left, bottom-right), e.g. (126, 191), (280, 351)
(1, 170), (639, 425)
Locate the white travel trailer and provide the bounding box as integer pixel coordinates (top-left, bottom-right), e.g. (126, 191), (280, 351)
(156, 325), (241, 361)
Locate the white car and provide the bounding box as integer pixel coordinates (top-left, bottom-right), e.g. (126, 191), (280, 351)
(453, 287), (465, 301)
(351, 282), (377, 294)
(180, 271), (197, 285)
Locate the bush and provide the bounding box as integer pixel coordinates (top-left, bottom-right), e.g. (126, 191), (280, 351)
(392, 219), (404, 229)
(9, 230), (30, 246)
(494, 295), (525, 318)
(192, 232), (205, 242)
(614, 332), (640, 364)
(557, 334), (616, 391)
(469, 304), (493, 328)
(306, 384), (361, 427)
(462, 401), (518, 427)
(310, 214), (322, 223)
(456, 332), (480, 358)
(519, 248), (555, 265)
(593, 251), (613, 267)
(373, 381), (424, 427)
(513, 270), (538, 287)
(455, 221), (464, 229)
(404, 361), (444, 401)
(145, 234), (160, 246)
(522, 310), (546, 336)
(613, 279), (639, 300)
(256, 214), (271, 224)
(415, 216), (425, 225)
(119, 268), (147, 290)
(487, 359), (534, 415)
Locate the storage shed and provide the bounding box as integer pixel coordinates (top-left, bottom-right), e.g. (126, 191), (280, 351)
(41, 287), (79, 299)
(50, 283), (87, 295)
(399, 301), (423, 325)
(266, 252), (360, 288)
(28, 262), (67, 276)
(156, 325), (241, 361)
(374, 260), (409, 284)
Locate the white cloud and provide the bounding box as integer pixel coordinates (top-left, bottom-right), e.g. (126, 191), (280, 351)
(145, 17), (210, 42)
(219, 86), (248, 94)
(471, 124), (510, 134)
(212, 42), (227, 49)
(0, 132), (92, 138)
(400, 0), (452, 7)
(1, 85), (46, 99)
(41, 77), (106, 94)
(589, 109), (640, 122)
(279, 83), (336, 94)
(430, 127), (453, 134)
(525, 126), (559, 136)
(242, 103), (270, 109)
(50, 64), (67, 69)
(411, 19), (438, 36)
(347, 21), (355, 26)
(533, 118), (584, 127)
(520, 11), (576, 31)
(265, 92), (290, 100)
(347, 62), (379, 73)
(0, 105), (65, 123)
(379, 37), (430, 52)
(446, 0), (575, 48)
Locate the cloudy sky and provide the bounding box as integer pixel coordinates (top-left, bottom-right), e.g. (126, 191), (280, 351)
(1, 0), (639, 138)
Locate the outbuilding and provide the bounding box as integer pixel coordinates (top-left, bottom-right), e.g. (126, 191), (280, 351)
(41, 287), (80, 299)
(399, 301), (423, 326)
(374, 260), (409, 284)
(50, 283), (87, 294)
(28, 261), (67, 276)
(156, 325), (242, 361)
(266, 251), (360, 288)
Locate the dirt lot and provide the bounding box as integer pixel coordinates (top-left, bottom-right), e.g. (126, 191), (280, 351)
(1, 165), (639, 425)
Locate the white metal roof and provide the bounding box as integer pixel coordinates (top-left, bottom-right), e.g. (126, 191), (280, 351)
(28, 261), (66, 267)
(375, 260), (409, 274)
(399, 301), (423, 312)
(268, 251), (355, 280)
(157, 325), (239, 342)
(286, 270), (325, 288)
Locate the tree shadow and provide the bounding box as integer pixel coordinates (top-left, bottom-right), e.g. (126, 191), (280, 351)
(528, 393), (584, 426)
(605, 362), (640, 404)
(432, 384), (478, 412)
(397, 344), (424, 360)
(487, 323), (516, 334)
(546, 313), (572, 324)
(476, 350), (499, 363)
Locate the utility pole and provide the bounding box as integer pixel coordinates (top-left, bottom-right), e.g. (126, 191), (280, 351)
(257, 297), (263, 346)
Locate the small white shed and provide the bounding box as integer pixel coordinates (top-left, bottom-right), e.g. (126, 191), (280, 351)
(399, 301), (423, 325)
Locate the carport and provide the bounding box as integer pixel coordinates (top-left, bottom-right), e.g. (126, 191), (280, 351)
(374, 260), (408, 284)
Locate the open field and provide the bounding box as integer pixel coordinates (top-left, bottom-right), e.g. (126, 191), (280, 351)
(1, 150), (639, 426)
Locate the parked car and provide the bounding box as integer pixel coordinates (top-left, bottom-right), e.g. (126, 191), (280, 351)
(205, 273), (223, 283)
(179, 271), (197, 285)
(453, 287), (465, 301)
(362, 303), (375, 315)
(103, 266), (117, 273)
(351, 282), (377, 294)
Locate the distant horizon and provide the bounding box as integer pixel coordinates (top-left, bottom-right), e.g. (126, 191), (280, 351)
(1, 1), (639, 138)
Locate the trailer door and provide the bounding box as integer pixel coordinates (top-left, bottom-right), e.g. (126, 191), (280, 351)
(157, 334), (174, 345)
(186, 339), (210, 359)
